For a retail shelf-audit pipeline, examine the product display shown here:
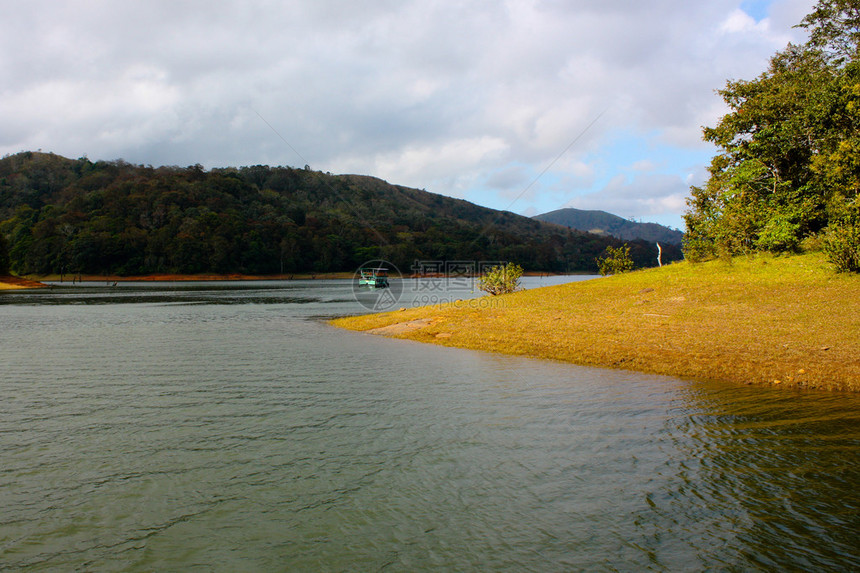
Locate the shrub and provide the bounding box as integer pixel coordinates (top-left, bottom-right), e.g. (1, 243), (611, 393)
(596, 244), (634, 276)
(478, 262), (523, 295)
(682, 233), (716, 263)
(824, 222), (860, 272)
(755, 213), (802, 252)
(800, 233), (826, 253)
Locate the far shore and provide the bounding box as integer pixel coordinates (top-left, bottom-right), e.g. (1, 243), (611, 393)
(22, 269), (580, 284)
(27, 272), (355, 283)
(331, 253), (860, 393)
(0, 275), (50, 290)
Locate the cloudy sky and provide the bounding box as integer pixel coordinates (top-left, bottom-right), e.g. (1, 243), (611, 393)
(2, 0), (816, 229)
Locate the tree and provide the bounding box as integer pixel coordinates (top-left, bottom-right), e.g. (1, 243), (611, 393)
(800, 0), (860, 64)
(596, 244), (634, 276)
(684, 0), (860, 262)
(0, 232), (10, 274)
(478, 262), (523, 295)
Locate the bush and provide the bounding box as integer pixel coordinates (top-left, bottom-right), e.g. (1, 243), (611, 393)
(824, 222), (860, 272)
(800, 233), (826, 253)
(596, 244), (634, 276)
(478, 262), (523, 295)
(682, 233), (716, 263)
(755, 213), (802, 252)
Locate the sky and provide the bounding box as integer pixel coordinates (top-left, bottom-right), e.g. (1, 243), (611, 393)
(1, 0), (817, 230)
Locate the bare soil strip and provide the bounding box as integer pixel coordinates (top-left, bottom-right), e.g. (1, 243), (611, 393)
(0, 275), (49, 290)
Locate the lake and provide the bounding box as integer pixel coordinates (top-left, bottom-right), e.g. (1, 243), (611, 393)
(1, 277), (858, 571)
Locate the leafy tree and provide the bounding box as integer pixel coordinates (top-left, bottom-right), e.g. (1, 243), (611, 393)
(596, 244), (634, 276)
(684, 0), (860, 262)
(0, 231), (10, 274)
(801, 0), (860, 64)
(478, 262), (523, 295)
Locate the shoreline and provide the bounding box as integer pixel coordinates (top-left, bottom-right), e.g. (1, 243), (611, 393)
(0, 275), (50, 290)
(331, 253), (860, 392)
(22, 270), (579, 284)
(27, 272), (355, 283)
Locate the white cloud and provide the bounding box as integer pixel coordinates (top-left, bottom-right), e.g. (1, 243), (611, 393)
(720, 9), (770, 34)
(0, 0), (816, 226)
(566, 172), (690, 227)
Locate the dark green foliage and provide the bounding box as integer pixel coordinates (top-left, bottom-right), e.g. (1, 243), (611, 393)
(684, 0), (860, 264)
(0, 151), (667, 275)
(0, 230), (9, 274)
(596, 244), (634, 276)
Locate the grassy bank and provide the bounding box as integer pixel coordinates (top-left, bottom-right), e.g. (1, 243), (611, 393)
(331, 253), (860, 392)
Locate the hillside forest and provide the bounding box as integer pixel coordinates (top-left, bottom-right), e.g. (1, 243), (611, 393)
(0, 152), (680, 277)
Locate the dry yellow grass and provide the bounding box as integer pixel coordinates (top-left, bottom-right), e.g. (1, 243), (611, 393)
(331, 253), (860, 392)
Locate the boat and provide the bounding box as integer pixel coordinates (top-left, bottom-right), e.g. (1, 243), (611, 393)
(358, 267), (389, 288)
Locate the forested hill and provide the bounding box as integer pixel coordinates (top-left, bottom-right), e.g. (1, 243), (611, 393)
(534, 208), (684, 245)
(0, 151), (678, 276)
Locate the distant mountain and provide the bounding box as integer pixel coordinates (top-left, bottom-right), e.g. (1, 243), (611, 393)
(534, 208), (684, 245)
(0, 151), (677, 276)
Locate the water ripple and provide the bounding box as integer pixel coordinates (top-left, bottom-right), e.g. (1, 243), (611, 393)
(1, 282), (858, 571)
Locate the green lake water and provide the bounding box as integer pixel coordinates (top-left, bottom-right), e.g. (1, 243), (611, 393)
(1, 278), (858, 571)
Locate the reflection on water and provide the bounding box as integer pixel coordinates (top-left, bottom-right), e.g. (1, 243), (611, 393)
(663, 385), (860, 570)
(0, 280), (858, 571)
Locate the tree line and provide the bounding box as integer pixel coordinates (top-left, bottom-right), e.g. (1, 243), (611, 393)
(684, 0), (860, 271)
(0, 152), (678, 276)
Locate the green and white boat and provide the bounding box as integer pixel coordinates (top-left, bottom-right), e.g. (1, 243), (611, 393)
(358, 267), (389, 288)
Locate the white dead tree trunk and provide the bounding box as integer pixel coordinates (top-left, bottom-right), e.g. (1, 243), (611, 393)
(656, 242), (662, 267)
